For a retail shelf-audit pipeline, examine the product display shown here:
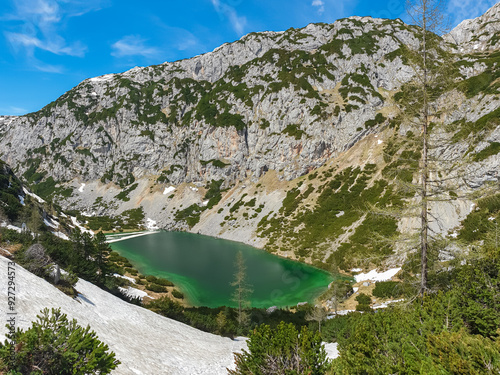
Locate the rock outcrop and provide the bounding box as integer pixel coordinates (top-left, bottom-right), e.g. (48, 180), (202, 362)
(0, 3), (499, 268)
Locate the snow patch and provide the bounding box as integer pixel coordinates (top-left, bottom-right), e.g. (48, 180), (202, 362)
(351, 268), (362, 272)
(114, 274), (137, 284)
(18, 195), (25, 206)
(190, 186), (199, 192)
(70, 216), (94, 236)
(354, 267), (401, 282)
(119, 286), (148, 300)
(377, 139), (383, 144)
(202, 200), (209, 206)
(78, 183), (86, 193)
(43, 217), (59, 229)
(23, 187), (45, 203)
(145, 218), (159, 231)
(327, 309), (355, 317)
(53, 231), (70, 241)
(372, 299), (404, 310)
(0, 222), (22, 233)
(0, 255), (247, 374)
(163, 186), (176, 195)
(324, 342), (339, 360)
(106, 231), (156, 243)
(89, 74), (114, 83)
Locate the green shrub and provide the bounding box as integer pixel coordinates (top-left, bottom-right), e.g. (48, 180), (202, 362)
(155, 278), (174, 287)
(145, 275), (158, 283)
(228, 322), (329, 374)
(124, 267), (138, 276)
(282, 124), (305, 140)
(355, 293), (371, 305)
(172, 289), (184, 299)
(372, 281), (404, 299)
(146, 284), (167, 293)
(0, 308), (119, 374)
(473, 142), (500, 162)
(355, 293), (372, 311)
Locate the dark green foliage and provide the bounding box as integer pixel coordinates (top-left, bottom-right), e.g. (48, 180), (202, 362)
(154, 277), (174, 287)
(453, 260), (500, 337)
(172, 289), (184, 299)
(0, 162), (23, 221)
(114, 182), (138, 202)
(328, 253), (500, 374)
(229, 194), (248, 214)
(200, 159), (230, 168)
(425, 330), (500, 374)
(452, 106), (500, 143)
(282, 124), (305, 139)
(145, 275), (158, 283)
(372, 281), (405, 299)
(279, 187), (302, 216)
(355, 293), (371, 305)
(458, 51), (500, 98)
(473, 142), (500, 161)
(31, 176), (57, 199)
(204, 179), (224, 209)
(75, 207), (145, 231)
(157, 164), (183, 183)
(364, 113), (387, 128)
(229, 322), (329, 375)
(216, 111), (246, 131)
(146, 296), (310, 337)
(175, 204), (203, 227)
(355, 293), (372, 312)
(146, 283), (167, 293)
(0, 308), (119, 374)
(259, 118), (270, 129)
(459, 193), (500, 244)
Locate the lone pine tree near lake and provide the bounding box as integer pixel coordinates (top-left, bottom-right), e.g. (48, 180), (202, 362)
(1, 0), (500, 373)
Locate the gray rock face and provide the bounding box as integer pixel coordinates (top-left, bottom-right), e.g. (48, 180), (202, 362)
(0, 7), (498, 240)
(0, 16), (419, 188)
(444, 2), (500, 53)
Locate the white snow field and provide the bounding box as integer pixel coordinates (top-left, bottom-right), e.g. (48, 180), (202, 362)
(354, 267), (401, 283)
(0, 255), (246, 374)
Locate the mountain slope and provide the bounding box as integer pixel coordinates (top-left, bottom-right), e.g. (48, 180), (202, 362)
(0, 4), (499, 270)
(0, 255), (246, 374)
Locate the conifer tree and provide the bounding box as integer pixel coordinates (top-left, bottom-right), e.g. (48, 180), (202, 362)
(231, 251), (252, 330)
(0, 308), (120, 374)
(93, 231), (112, 286)
(381, 0), (461, 298)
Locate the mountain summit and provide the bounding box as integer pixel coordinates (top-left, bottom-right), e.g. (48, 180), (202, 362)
(1, 4), (499, 269)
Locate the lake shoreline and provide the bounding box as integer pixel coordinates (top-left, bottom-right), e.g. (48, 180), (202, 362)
(110, 231), (334, 309)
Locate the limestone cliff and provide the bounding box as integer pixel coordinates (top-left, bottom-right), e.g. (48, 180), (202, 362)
(0, 4), (499, 270)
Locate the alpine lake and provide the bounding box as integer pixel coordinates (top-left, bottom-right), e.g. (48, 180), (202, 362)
(109, 231), (335, 308)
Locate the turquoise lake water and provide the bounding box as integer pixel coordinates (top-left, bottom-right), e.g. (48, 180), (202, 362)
(110, 231), (333, 308)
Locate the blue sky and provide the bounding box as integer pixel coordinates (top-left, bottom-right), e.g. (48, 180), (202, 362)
(0, 0), (498, 116)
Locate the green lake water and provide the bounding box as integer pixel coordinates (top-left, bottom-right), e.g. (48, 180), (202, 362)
(109, 231), (333, 308)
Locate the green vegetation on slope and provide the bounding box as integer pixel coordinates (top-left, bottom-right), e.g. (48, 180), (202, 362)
(258, 164), (401, 270)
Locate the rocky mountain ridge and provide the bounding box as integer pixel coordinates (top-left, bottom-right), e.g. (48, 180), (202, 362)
(1, 4), (499, 270)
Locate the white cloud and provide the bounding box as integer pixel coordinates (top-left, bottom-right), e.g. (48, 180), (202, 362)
(447, 0), (498, 27)
(0, 106), (28, 115)
(3, 0), (103, 70)
(111, 35), (160, 58)
(210, 0), (247, 36)
(6, 31), (86, 57)
(312, 0), (325, 15)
